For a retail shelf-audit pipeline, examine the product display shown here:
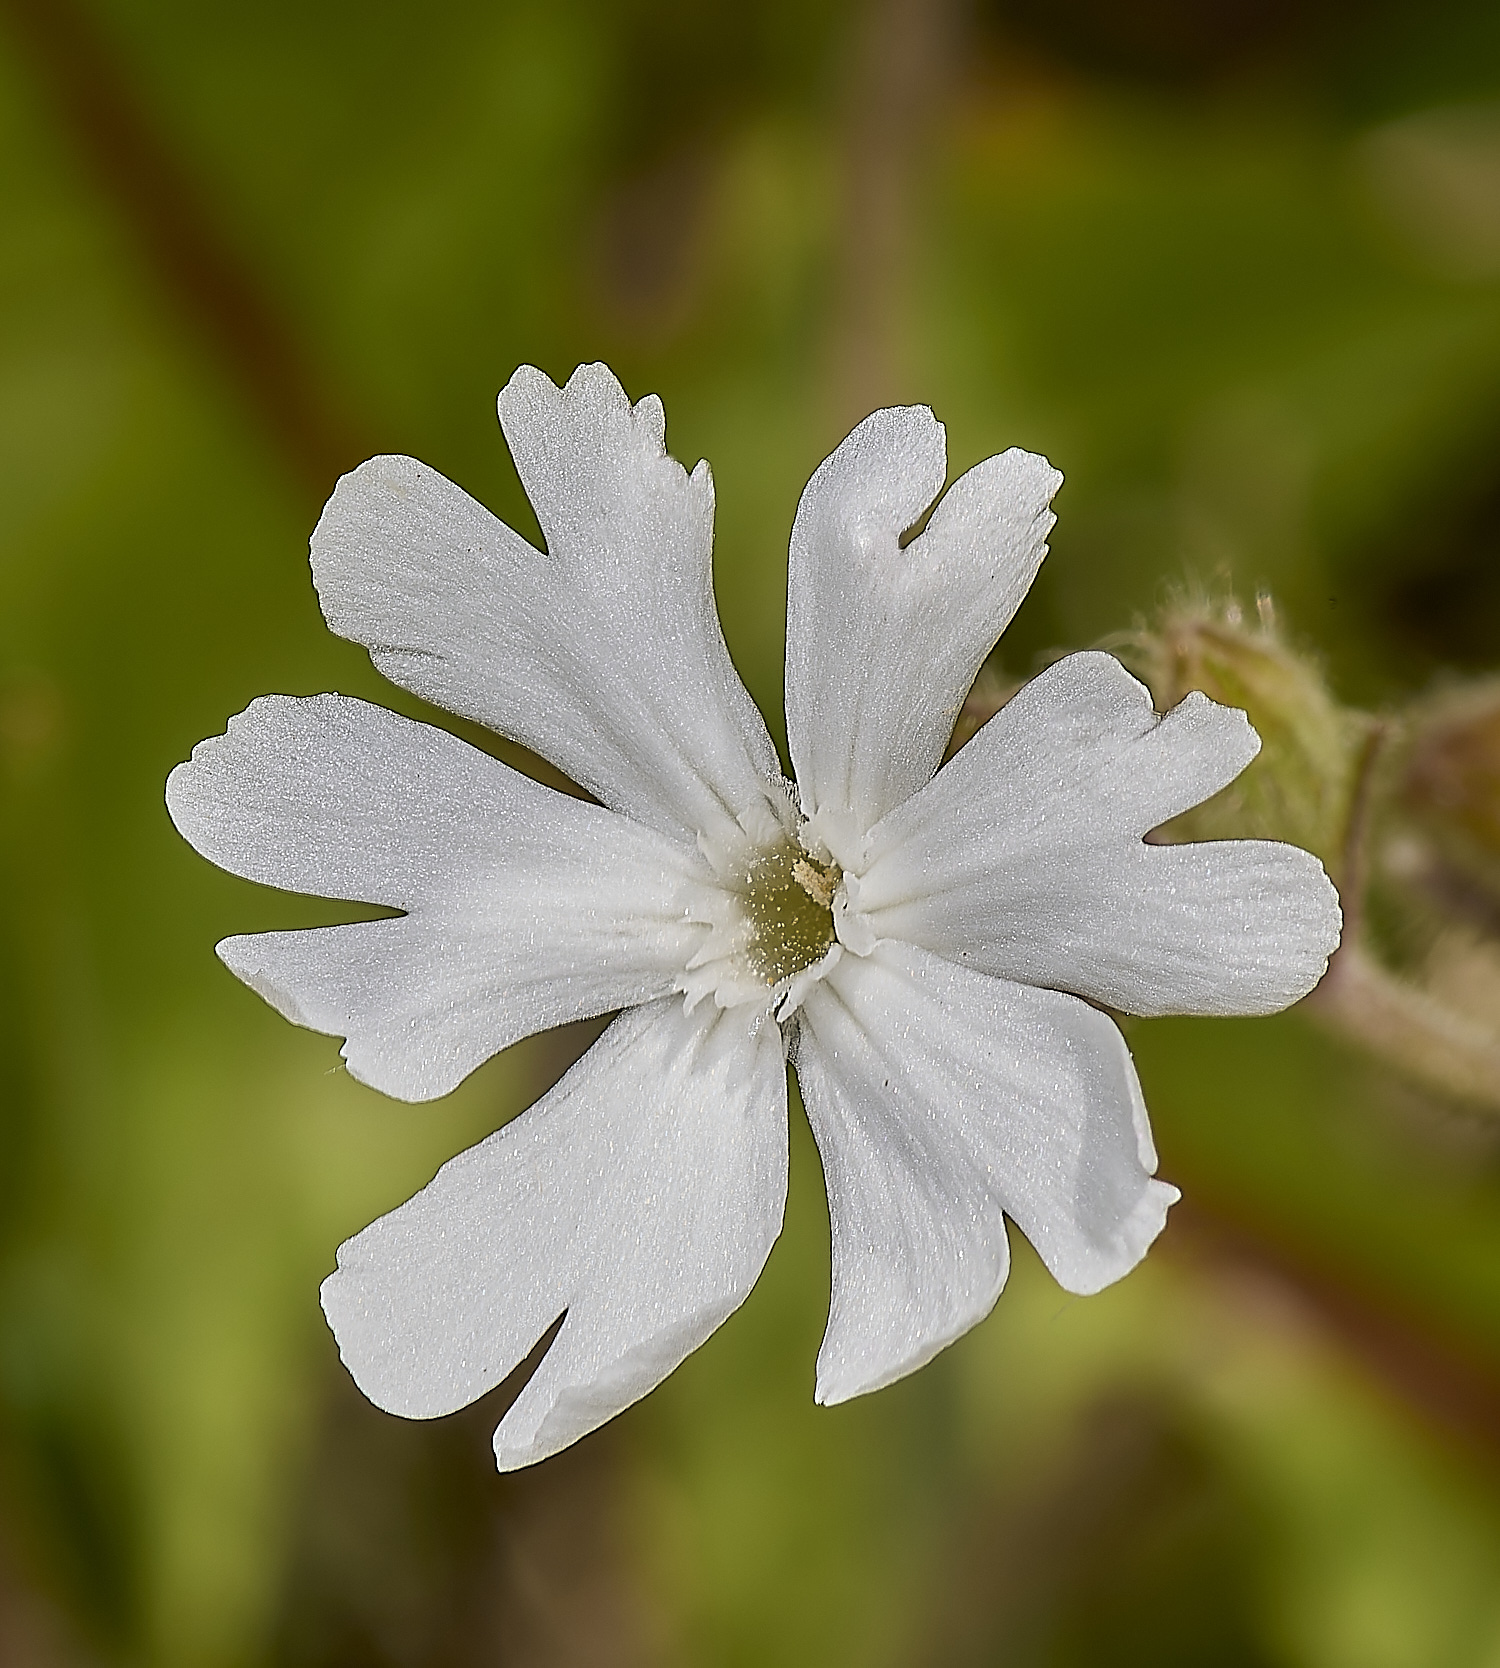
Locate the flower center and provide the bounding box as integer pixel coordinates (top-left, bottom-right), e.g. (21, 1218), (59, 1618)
(739, 840), (841, 987)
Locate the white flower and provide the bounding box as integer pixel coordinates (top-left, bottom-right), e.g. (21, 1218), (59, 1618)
(166, 364), (1341, 1470)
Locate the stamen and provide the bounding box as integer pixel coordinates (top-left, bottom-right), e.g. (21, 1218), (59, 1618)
(792, 856), (838, 910)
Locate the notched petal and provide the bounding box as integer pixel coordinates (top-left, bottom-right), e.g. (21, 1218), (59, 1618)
(857, 651), (1341, 1018)
(170, 693), (712, 1101)
(310, 364), (781, 847)
(793, 943), (1174, 1406)
(785, 407), (1062, 840)
(319, 999), (789, 1468)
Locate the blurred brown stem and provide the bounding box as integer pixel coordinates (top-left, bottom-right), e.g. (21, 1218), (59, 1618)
(1171, 1196), (1500, 1467)
(1308, 713), (1500, 1114)
(828, 0), (965, 430)
(0, 0), (366, 495)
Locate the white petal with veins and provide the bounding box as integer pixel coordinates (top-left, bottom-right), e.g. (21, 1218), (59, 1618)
(785, 404), (1061, 856)
(310, 363), (784, 851)
(166, 693), (710, 1100)
(792, 940), (1176, 1405)
(320, 997), (789, 1470)
(850, 652), (1342, 1016)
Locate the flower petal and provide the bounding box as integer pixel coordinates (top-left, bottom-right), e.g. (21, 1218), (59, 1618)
(849, 651), (1342, 1016)
(309, 363), (785, 849)
(792, 941), (1175, 1405)
(784, 404), (1061, 855)
(166, 694), (709, 1100)
(320, 998), (789, 1470)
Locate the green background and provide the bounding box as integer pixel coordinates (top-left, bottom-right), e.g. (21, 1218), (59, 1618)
(3, 1), (1500, 1662)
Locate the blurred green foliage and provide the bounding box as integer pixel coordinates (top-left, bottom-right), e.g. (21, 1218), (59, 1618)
(4, 0), (1500, 1663)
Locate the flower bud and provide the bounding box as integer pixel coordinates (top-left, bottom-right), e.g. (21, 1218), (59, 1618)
(1121, 596), (1367, 866)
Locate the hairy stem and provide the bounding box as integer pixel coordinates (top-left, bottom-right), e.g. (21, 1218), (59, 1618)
(1309, 941), (1500, 1115)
